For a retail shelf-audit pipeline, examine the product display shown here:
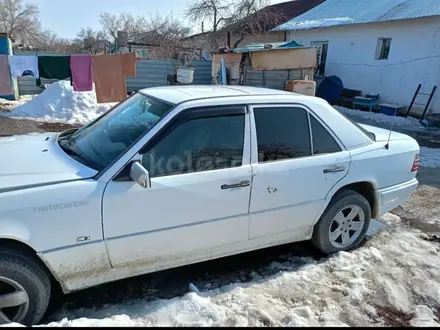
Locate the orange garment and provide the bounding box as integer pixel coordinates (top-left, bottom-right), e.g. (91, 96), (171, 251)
(92, 53), (136, 103)
(121, 52), (136, 77)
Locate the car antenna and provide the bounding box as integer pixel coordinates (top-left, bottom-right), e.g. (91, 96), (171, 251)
(384, 107), (398, 150)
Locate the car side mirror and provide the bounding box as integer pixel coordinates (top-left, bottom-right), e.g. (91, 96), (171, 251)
(130, 162), (151, 189)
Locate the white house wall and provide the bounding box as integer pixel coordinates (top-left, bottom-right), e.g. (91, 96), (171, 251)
(287, 16), (440, 115)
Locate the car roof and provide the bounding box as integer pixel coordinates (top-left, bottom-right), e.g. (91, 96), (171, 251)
(140, 85), (299, 104)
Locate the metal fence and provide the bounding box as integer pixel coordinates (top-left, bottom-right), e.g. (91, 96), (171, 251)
(125, 59), (212, 94)
(12, 51), (213, 96)
(245, 67), (315, 90)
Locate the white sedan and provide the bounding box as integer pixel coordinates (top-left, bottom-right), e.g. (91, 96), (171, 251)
(0, 86), (419, 325)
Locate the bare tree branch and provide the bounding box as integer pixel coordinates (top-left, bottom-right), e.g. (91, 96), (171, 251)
(184, 0), (285, 50)
(0, 0), (42, 46)
(185, 0), (231, 32)
(97, 11), (191, 59)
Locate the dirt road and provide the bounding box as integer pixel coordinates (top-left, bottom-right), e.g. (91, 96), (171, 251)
(0, 117), (78, 136)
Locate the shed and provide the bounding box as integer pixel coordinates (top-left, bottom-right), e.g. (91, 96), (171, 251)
(0, 33), (18, 100)
(212, 41), (317, 91)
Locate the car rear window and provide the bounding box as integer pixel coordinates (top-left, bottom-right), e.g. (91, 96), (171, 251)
(339, 112), (376, 141)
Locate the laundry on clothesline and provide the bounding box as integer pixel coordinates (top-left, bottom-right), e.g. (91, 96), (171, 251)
(4, 52), (137, 102)
(8, 55), (39, 79)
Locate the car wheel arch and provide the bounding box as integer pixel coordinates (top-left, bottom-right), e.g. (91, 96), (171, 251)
(0, 238), (59, 289)
(323, 180), (379, 220)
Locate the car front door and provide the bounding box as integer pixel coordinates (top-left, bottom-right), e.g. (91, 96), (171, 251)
(102, 105), (252, 269)
(248, 104), (351, 240)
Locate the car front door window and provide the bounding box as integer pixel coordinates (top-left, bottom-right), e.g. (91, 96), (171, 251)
(141, 115), (245, 177)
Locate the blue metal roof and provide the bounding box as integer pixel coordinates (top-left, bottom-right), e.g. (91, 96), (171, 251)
(273, 0), (440, 31)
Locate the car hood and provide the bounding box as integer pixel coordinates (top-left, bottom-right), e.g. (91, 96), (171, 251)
(0, 133), (98, 193)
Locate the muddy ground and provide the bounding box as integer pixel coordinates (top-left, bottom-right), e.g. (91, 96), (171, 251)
(1, 116), (440, 324)
(0, 117), (79, 136)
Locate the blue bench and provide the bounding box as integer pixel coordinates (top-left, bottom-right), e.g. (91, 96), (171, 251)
(353, 93), (380, 112)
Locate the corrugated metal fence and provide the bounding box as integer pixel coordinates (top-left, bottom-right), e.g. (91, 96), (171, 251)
(13, 51), (213, 95)
(245, 67), (315, 90)
(126, 59), (212, 93)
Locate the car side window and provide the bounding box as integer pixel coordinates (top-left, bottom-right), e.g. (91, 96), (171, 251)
(141, 114), (245, 177)
(254, 107), (311, 163)
(309, 115), (342, 155)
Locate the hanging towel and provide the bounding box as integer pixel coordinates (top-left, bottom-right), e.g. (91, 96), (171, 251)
(8, 55), (39, 79)
(0, 55), (13, 96)
(121, 52), (136, 77)
(36, 56), (72, 87)
(92, 54), (127, 103)
(70, 55), (93, 92)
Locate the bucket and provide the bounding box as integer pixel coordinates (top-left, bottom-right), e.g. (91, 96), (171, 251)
(176, 66), (195, 84)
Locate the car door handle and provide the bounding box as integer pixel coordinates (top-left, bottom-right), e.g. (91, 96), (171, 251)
(221, 180), (250, 190)
(323, 166), (345, 174)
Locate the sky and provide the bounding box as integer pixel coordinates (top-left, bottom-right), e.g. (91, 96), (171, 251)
(27, 0), (289, 39)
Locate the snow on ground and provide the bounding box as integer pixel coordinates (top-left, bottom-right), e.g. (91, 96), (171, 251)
(420, 147), (440, 168)
(6, 214), (440, 327)
(396, 185), (440, 228)
(2, 81), (116, 125)
(334, 105), (429, 133)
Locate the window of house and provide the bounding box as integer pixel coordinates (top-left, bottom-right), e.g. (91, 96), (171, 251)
(376, 38), (392, 60)
(309, 115), (342, 155)
(141, 114), (245, 177)
(254, 107), (311, 162)
(311, 41), (329, 76)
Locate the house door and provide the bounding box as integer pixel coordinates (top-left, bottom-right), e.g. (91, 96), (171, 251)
(311, 41), (329, 76)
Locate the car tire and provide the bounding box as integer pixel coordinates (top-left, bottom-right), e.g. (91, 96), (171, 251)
(0, 249), (51, 326)
(311, 189), (371, 255)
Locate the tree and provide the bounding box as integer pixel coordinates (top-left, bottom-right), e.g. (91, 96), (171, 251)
(72, 27), (108, 53)
(184, 0), (285, 49)
(185, 0), (231, 33)
(97, 11), (191, 59)
(0, 0), (42, 45)
(139, 13), (192, 59)
(98, 12), (144, 42)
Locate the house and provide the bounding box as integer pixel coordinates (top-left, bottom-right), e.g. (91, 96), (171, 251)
(181, 0), (325, 60)
(274, 0), (440, 115)
(89, 39), (112, 54)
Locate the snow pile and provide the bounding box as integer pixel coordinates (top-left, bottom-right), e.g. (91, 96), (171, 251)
(3, 81), (116, 124)
(420, 147), (440, 168)
(9, 216), (439, 327)
(334, 105), (427, 132)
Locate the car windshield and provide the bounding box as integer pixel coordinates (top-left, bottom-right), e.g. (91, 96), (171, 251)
(58, 93), (174, 171)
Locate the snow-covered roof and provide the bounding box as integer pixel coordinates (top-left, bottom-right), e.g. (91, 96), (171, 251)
(273, 0), (440, 31)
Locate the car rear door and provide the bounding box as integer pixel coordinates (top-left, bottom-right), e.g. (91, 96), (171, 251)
(248, 104), (351, 240)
